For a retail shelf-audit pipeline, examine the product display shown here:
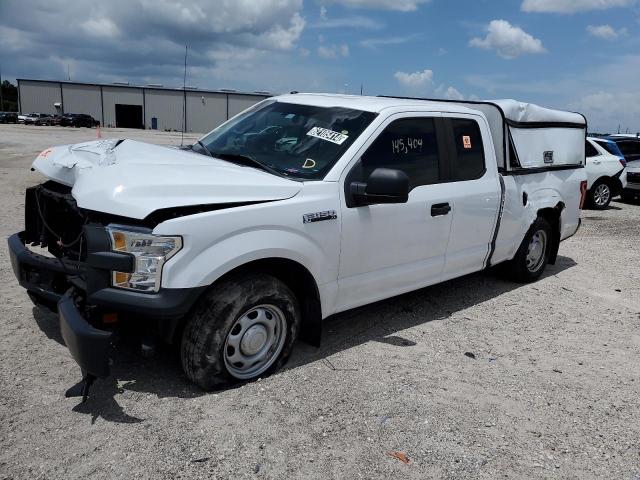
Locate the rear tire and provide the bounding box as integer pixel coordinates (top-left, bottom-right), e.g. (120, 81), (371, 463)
(589, 179), (612, 210)
(506, 217), (552, 283)
(181, 274), (300, 391)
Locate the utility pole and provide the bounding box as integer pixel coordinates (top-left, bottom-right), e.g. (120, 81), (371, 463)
(0, 64), (4, 111)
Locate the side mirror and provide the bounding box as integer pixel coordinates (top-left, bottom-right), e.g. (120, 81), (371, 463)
(350, 168), (409, 206)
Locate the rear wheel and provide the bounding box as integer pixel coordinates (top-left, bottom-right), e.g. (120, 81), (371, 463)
(589, 179), (612, 209)
(506, 217), (552, 283)
(181, 274), (300, 391)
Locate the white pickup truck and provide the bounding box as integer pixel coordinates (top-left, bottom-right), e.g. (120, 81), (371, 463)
(8, 94), (587, 398)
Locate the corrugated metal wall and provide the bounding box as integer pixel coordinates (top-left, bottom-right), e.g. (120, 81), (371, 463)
(228, 94), (264, 118)
(61, 84), (102, 122)
(18, 80), (270, 132)
(102, 87), (143, 127)
(186, 91), (227, 134)
(145, 89), (184, 131)
(19, 80), (61, 115)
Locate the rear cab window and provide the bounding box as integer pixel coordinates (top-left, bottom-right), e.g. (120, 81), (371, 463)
(446, 118), (486, 181)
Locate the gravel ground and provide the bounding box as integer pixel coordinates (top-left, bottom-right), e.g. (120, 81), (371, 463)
(1, 125), (639, 480)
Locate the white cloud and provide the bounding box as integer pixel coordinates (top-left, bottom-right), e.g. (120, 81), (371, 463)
(311, 15), (382, 29)
(326, 0), (431, 12)
(317, 44), (350, 59)
(572, 91), (640, 133)
(521, 0), (635, 13)
(360, 34), (419, 49)
(469, 19), (546, 59)
(394, 69), (433, 88)
(444, 86), (464, 100)
(435, 84), (466, 100)
(0, 0), (314, 91)
(81, 18), (120, 38)
(587, 24), (627, 40)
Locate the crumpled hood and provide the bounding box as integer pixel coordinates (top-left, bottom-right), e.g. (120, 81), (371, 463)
(32, 139), (302, 219)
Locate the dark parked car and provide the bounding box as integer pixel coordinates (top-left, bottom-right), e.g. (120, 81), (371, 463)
(0, 111), (18, 123)
(35, 115), (57, 126)
(60, 113), (100, 127)
(607, 136), (640, 164)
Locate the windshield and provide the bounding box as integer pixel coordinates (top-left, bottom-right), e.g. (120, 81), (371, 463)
(198, 100), (377, 180)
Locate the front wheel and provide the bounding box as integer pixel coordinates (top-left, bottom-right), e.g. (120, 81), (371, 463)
(506, 217), (552, 283)
(181, 274), (300, 391)
(589, 179), (612, 210)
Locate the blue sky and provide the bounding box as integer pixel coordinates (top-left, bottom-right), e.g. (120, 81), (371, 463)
(1, 0), (639, 131)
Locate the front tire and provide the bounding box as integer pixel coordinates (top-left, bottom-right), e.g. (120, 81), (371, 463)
(506, 217), (552, 283)
(181, 274), (300, 391)
(589, 179), (612, 209)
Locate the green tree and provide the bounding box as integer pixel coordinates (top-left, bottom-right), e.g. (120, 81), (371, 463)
(1, 80), (18, 112)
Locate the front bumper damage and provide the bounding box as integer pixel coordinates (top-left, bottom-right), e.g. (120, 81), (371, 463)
(8, 228), (204, 401)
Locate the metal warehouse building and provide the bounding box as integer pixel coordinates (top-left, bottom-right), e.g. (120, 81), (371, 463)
(17, 79), (271, 133)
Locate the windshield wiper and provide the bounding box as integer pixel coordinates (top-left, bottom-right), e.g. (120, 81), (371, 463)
(210, 152), (285, 178)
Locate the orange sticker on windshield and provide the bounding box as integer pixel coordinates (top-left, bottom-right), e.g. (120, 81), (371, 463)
(462, 136), (472, 149)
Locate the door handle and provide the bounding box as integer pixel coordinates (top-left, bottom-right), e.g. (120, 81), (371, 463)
(431, 202), (451, 216)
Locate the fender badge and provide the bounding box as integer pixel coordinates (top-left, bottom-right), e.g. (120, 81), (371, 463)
(303, 210), (337, 224)
(544, 151), (554, 164)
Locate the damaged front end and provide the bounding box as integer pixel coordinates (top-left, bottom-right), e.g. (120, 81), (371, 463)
(8, 181), (203, 401)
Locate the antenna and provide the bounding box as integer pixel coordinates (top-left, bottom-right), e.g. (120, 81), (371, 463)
(181, 45), (188, 147)
(360, 83), (363, 96)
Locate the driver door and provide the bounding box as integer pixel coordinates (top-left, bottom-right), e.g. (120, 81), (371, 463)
(336, 114), (454, 312)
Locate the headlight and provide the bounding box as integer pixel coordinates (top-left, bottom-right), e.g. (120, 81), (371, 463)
(107, 226), (182, 293)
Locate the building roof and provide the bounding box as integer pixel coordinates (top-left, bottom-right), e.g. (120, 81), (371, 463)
(17, 78), (271, 97)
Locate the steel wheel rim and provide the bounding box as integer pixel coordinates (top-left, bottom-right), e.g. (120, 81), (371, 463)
(223, 304), (287, 380)
(593, 184), (610, 206)
(526, 230), (547, 272)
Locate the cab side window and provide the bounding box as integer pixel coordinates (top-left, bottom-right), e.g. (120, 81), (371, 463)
(360, 117), (441, 190)
(585, 140), (599, 158)
(448, 118), (486, 181)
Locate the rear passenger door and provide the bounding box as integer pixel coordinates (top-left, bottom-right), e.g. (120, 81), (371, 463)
(439, 114), (502, 280)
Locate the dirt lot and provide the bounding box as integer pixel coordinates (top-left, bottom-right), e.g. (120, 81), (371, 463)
(1, 124), (639, 479)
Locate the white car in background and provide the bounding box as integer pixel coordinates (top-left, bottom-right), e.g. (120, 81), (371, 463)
(585, 137), (627, 209)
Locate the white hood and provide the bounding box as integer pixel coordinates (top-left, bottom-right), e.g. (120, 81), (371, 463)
(32, 139), (302, 219)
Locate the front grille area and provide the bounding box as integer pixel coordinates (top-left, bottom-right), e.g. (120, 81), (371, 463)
(24, 181), (88, 261)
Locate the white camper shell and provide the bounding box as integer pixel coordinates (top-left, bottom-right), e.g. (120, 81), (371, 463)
(385, 97), (587, 171)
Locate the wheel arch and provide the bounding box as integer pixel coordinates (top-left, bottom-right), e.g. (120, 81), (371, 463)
(174, 257), (323, 347)
(536, 202), (564, 265)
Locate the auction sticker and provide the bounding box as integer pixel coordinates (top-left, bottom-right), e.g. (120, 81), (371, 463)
(307, 127), (348, 145)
